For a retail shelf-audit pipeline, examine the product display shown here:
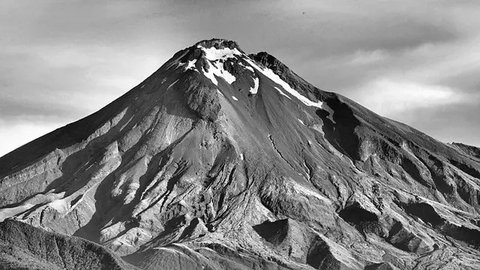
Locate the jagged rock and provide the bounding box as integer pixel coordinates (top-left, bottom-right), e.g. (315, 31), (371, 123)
(181, 217), (209, 239)
(387, 221), (434, 254)
(0, 38), (480, 269)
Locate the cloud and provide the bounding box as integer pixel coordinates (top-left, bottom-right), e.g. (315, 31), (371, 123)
(352, 79), (471, 118)
(349, 50), (388, 65)
(398, 103), (480, 147)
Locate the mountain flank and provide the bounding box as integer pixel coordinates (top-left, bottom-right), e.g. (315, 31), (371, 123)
(0, 39), (479, 269)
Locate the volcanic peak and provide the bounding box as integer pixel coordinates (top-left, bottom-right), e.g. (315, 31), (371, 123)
(165, 38), (330, 119)
(1, 38), (480, 270)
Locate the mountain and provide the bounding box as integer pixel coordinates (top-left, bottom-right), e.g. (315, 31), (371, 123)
(0, 39), (479, 270)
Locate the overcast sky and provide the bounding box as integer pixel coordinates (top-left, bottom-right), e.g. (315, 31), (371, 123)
(1, 0), (480, 156)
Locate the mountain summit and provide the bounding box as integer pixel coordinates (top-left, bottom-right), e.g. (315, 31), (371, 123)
(0, 39), (479, 270)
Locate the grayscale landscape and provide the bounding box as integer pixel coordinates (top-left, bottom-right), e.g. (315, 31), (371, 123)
(1, 1), (480, 270)
(0, 39), (479, 270)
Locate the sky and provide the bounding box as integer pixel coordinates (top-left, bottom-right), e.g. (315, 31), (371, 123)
(1, 0), (480, 156)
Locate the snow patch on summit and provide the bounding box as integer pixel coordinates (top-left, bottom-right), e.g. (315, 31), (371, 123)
(213, 61), (236, 84)
(200, 46), (242, 61)
(198, 46), (238, 85)
(203, 61), (236, 85)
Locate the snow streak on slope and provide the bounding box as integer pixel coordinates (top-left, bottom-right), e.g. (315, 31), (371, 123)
(244, 58), (323, 108)
(249, 77), (259, 94)
(185, 59), (197, 71)
(274, 86), (292, 99)
(239, 62), (254, 72)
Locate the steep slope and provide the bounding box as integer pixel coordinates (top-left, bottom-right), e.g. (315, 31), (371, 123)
(0, 219), (137, 270)
(0, 39), (479, 270)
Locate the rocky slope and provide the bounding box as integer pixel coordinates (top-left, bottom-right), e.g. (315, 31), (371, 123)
(0, 39), (479, 269)
(0, 219), (137, 269)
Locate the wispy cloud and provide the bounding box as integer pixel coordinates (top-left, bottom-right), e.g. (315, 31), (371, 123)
(349, 50), (388, 65)
(352, 79), (472, 118)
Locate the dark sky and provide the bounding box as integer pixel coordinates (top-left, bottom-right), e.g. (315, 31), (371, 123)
(1, 0), (480, 156)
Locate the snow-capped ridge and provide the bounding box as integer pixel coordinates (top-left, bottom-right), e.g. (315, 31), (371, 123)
(179, 39), (243, 85)
(198, 46), (242, 62)
(174, 39), (325, 109)
(244, 57), (323, 107)
(201, 57), (236, 85)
